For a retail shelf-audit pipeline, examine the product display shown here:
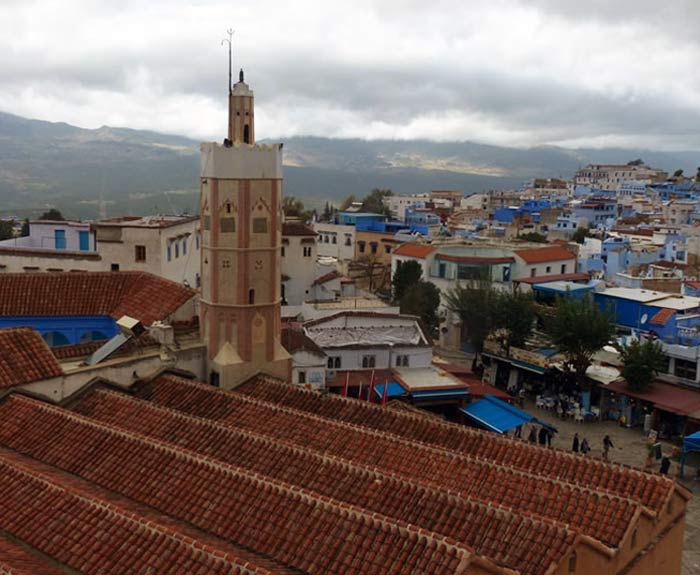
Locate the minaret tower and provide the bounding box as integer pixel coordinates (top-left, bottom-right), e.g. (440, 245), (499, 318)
(199, 39), (290, 389)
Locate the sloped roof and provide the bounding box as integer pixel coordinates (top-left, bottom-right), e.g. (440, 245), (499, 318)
(514, 246), (576, 263)
(392, 243), (437, 258)
(280, 327), (324, 355)
(282, 221), (316, 236)
(0, 328), (63, 389)
(649, 308), (675, 326)
(0, 272), (195, 325)
(311, 270), (341, 286)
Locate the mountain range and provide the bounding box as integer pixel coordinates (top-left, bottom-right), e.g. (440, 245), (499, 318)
(0, 110), (698, 219)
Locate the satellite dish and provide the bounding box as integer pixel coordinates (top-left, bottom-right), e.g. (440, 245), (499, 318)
(641, 314), (648, 324)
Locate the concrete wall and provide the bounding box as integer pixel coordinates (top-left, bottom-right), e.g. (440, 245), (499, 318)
(314, 223), (355, 262)
(291, 350), (326, 388)
(282, 235), (316, 305)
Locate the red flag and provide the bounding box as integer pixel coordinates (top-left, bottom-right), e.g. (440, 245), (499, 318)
(382, 379), (389, 405)
(368, 370), (375, 403)
(342, 371), (349, 398)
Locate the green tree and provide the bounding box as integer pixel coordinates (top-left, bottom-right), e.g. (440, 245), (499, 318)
(627, 159), (644, 166)
(361, 188), (392, 216)
(619, 339), (666, 392)
(339, 195), (356, 212)
(572, 226), (590, 244)
(518, 232), (547, 243)
(400, 281), (441, 333)
(444, 284), (498, 354)
(392, 260), (423, 303)
(545, 294), (615, 388)
(673, 169), (684, 178)
(0, 220), (14, 241)
(20, 219), (29, 237)
(695, 166), (700, 183)
(39, 208), (64, 221)
(492, 290), (536, 349)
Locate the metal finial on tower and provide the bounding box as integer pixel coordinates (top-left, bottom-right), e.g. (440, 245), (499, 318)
(239, 68), (244, 83)
(221, 28), (234, 94)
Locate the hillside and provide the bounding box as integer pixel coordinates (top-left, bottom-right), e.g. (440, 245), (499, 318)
(0, 111), (698, 219)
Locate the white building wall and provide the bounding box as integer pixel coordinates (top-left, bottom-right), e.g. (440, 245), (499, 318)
(313, 223), (355, 262)
(281, 235), (316, 305)
(290, 350), (326, 388)
(324, 346), (432, 371)
(513, 257), (576, 279)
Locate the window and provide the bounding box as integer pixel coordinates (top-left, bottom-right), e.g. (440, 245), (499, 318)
(182, 239), (187, 255)
(249, 289), (255, 304)
(225, 202), (232, 214)
(345, 236), (352, 246)
(298, 371), (306, 384)
(303, 246), (312, 257)
(175, 243), (179, 258)
(561, 264), (567, 274)
(358, 242), (366, 253)
(545, 266), (551, 273)
(196, 234), (200, 249)
(281, 246), (285, 257)
(438, 262), (446, 278)
(253, 218), (268, 233)
(384, 245), (391, 254)
(196, 273), (201, 288)
(167, 245), (172, 262)
(332, 236), (337, 244)
(674, 358), (697, 380)
(203, 216), (211, 230)
(362, 355), (376, 368)
(221, 217), (236, 233)
(78, 230), (90, 251)
(396, 355), (409, 367)
(530, 268), (536, 278)
(324, 235), (329, 243)
(135, 245), (146, 262)
(458, 265), (488, 281)
(327, 356), (341, 369)
(111, 263), (120, 272)
(54, 229), (66, 250)
(222, 259), (231, 268)
(370, 243), (377, 254)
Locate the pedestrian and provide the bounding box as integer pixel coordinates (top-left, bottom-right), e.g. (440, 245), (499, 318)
(546, 428), (553, 448)
(572, 432), (580, 453)
(580, 438), (590, 454)
(660, 456), (671, 476)
(603, 435), (614, 460)
(518, 387), (526, 408)
(528, 426), (537, 443)
(538, 426), (548, 446)
(514, 424), (522, 439)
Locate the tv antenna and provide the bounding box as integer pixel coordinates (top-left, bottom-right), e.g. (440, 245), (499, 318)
(221, 28), (234, 94)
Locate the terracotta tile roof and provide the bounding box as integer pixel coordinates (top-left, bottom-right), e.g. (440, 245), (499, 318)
(0, 328), (63, 389)
(513, 246), (576, 264)
(436, 254), (514, 264)
(280, 327), (324, 355)
(232, 377), (677, 516)
(311, 270), (341, 286)
(72, 387), (578, 575)
(649, 308), (675, 326)
(0, 272), (195, 325)
(138, 375), (645, 548)
(393, 243), (437, 258)
(50, 333), (159, 360)
(0, 536), (66, 575)
(0, 393), (478, 575)
(514, 272), (590, 285)
(0, 444), (273, 575)
(282, 221), (317, 236)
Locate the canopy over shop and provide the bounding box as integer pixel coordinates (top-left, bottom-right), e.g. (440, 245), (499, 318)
(680, 431), (700, 476)
(460, 394), (557, 434)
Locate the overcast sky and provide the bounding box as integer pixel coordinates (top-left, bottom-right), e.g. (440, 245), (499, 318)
(2, 0), (700, 149)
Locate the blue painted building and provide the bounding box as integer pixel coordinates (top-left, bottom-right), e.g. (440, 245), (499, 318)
(0, 315), (118, 346)
(335, 212), (386, 226)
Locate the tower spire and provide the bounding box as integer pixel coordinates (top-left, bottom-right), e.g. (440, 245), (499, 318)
(221, 28), (234, 95)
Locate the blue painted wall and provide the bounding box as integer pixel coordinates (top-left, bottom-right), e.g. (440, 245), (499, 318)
(0, 315), (118, 346)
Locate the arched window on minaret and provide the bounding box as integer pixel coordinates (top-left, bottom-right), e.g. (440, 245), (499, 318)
(249, 288), (255, 304)
(244, 124), (250, 144)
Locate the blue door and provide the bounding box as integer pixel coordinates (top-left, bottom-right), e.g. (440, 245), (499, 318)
(78, 230), (90, 251)
(54, 229), (66, 250)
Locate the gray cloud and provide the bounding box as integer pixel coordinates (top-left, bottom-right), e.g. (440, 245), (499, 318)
(0, 0), (699, 150)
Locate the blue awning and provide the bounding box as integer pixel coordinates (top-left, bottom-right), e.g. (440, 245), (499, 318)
(412, 388), (470, 401)
(680, 431), (700, 476)
(510, 359), (547, 375)
(373, 382), (407, 399)
(460, 394), (556, 434)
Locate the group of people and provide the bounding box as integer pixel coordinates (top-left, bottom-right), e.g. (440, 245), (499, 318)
(515, 424), (554, 446)
(572, 433), (614, 459)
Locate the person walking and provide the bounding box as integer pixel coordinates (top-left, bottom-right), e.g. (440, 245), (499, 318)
(514, 424), (522, 439)
(660, 456), (671, 476)
(603, 435), (614, 460)
(528, 426), (537, 443)
(580, 438), (590, 454)
(538, 426), (548, 446)
(546, 428), (553, 448)
(572, 433), (580, 453)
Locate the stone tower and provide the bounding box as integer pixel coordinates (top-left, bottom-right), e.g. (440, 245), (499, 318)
(199, 69), (291, 389)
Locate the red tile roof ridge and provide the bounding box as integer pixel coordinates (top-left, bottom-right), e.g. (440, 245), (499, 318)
(0, 536), (67, 575)
(150, 376), (645, 546)
(231, 377), (676, 515)
(0, 445), (274, 575)
(0, 327), (64, 389)
(73, 388), (583, 575)
(1, 394), (486, 574)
